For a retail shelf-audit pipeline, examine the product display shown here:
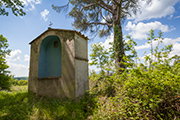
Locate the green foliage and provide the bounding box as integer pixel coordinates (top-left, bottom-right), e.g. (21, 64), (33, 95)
(52, 0), (150, 38)
(0, 86), (97, 120)
(88, 30), (180, 119)
(11, 78), (28, 86)
(89, 42), (111, 72)
(0, 0), (26, 16)
(125, 35), (137, 62)
(0, 34), (11, 90)
(116, 65), (180, 119)
(53, 0), (152, 71)
(0, 74), (11, 90)
(1, 29), (180, 119)
(89, 33), (138, 74)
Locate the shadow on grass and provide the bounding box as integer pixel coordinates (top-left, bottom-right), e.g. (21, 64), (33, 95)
(0, 91), (97, 120)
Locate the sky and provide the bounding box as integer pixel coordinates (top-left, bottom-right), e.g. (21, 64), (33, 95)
(0, 0), (180, 77)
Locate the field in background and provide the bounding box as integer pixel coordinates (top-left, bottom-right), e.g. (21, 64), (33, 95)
(13, 77), (28, 80)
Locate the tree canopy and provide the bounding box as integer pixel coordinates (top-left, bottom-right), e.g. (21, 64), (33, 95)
(0, 34), (11, 89)
(89, 42), (109, 72)
(0, 0), (26, 16)
(53, 0), (152, 72)
(53, 0), (150, 37)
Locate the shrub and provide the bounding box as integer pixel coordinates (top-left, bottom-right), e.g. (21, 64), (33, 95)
(116, 64), (180, 119)
(0, 74), (11, 90)
(11, 79), (28, 86)
(0, 34), (11, 90)
(89, 30), (180, 119)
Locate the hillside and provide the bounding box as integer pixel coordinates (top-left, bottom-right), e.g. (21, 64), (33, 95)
(14, 77), (28, 80)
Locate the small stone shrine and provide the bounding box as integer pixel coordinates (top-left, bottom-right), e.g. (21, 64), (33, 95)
(28, 28), (89, 99)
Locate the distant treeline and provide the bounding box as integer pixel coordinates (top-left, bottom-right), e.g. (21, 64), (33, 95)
(14, 77), (28, 80)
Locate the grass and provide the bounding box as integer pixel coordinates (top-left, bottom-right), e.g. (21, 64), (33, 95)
(0, 85), (96, 120)
(1, 76), (179, 120)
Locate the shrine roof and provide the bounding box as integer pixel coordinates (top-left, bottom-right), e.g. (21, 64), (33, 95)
(29, 28), (89, 44)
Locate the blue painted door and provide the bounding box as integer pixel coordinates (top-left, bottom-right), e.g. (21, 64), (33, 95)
(38, 35), (61, 78)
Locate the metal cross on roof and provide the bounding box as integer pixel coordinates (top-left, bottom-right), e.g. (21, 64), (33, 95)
(49, 22), (53, 28)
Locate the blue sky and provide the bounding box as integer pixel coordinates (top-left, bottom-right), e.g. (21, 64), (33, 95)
(0, 0), (180, 77)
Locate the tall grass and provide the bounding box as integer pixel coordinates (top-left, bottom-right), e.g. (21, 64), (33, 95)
(0, 86), (97, 120)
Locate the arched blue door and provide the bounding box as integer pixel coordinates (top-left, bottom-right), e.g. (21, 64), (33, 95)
(38, 35), (61, 78)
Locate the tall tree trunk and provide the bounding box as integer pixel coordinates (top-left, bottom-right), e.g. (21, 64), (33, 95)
(113, 21), (126, 73)
(112, 1), (126, 73)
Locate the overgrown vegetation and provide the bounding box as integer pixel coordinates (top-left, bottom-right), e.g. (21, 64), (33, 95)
(11, 78), (28, 86)
(53, 0), (152, 71)
(0, 86), (97, 120)
(0, 34), (11, 90)
(1, 30), (180, 119)
(88, 30), (180, 119)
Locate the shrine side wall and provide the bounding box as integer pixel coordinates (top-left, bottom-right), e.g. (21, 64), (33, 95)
(75, 33), (88, 59)
(75, 34), (89, 98)
(75, 59), (89, 98)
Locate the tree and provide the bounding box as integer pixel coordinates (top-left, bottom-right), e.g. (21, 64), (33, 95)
(52, 0), (151, 72)
(89, 42), (109, 73)
(0, 0), (26, 16)
(0, 34), (11, 90)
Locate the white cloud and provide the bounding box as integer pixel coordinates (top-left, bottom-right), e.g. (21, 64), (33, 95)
(163, 37), (180, 58)
(137, 41), (180, 65)
(135, 39), (160, 50)
(20, 0), (42, 11)
(7, 62), (29, 77)
(6, 49), (29, 77)
(89, 65), (101, 73)
(170, 42), (180, 57)
(7, 49), (22, 61)
(163, 37), (180, 45)
(129, 0), (179, 22)
(41, 9), (50, 22)
(101, 15), (112, 23)
(168, 15), (173, 19)
(170, 25), (176, 31)
(175, 15), (180, 19)
(135, 43), (150, 50)
(100, 33), (114, 50)
(24, 54), (30, 61)
(125, 21), (169, 40)
(135, 37), (180, 52)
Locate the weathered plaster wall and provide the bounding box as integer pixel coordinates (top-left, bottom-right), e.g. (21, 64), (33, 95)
(38, 78), (64, 97)
(75, 34), (88, 59)
(75, 33), (89, 98)
(29, 30), (76, 98)
(28, 44), (39, 93)
(75, 60), (89, 97)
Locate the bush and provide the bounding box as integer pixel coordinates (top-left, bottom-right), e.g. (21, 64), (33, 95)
(0, 34), (11, 90)
(89, 30), (180, 119)
(0, 74), (11, 90)
(116, 64), (180, 119)
(11, 79), (28, 86)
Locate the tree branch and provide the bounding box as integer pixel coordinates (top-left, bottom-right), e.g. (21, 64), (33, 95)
(100, 10), (113, 24)
(52, 0), (70, 13)
(97, 3), (113, 13)
(113, 0), (120, 6)
(87, 22), (113, 27)
(97, 0), (113, 13)
(80, 3), (96, 12)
